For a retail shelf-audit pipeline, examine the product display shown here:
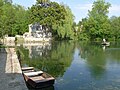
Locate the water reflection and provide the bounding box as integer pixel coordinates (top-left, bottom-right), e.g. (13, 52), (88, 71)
(27, 84), (54, 90)
(78, 42), (107, 79)
(17, 41), (120, 90)
(18, 41), (74, 77)
(22, 42), (51, 58)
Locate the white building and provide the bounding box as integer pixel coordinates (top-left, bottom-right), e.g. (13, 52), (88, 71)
(23, 23), (52, 42)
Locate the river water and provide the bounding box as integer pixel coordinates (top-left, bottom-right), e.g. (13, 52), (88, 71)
(18, 41), (120, 90)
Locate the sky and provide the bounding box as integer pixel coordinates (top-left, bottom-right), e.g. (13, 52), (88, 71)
(12, 0), (120, 23)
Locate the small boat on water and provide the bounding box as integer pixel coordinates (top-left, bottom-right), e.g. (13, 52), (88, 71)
(22, 67), (55, 89)
(101, 42), (110, 46)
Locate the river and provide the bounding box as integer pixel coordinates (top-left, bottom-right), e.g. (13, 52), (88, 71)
(18, 41), (120, 90)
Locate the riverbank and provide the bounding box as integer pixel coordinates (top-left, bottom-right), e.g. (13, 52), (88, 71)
(0, 48), (28, 90)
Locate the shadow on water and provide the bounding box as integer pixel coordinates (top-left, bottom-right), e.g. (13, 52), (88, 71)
(27, 83), (54, 90)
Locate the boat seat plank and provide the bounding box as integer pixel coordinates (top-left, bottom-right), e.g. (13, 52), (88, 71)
(24, 71), (43, 77)
(29, 76), (55, 83)
(22, 69), (34, 73)
(22, 67), (34, 71)
(35, 78), (54, 83)
(30, 76), (45, 81)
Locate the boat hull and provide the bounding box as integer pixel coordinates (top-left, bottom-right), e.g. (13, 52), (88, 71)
(23, 72), (55, 89)
(101, 42), (110, 45)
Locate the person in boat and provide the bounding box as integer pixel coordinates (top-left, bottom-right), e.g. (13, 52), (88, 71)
(103, 38), (106, 43)
(102, 38), (110, 45)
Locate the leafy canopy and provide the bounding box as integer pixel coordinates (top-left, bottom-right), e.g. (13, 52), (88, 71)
(87, 0), (111, 40)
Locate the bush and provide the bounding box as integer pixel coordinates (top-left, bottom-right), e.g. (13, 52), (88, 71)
(78, 33), (89, 41)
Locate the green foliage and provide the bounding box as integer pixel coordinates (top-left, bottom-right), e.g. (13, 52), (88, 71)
(0, 0), (29, 38)
(110, 16), (120, 40)
(36, 0), (50, 4)
(12, 5), (29, 35)
(77, 0), (113, 41)
(0, 0), (14, 37)
(29, 1), (74, 39)
(87, 0), (111, 40)
(4, 0), (12, 4)
(0, 0), (75, 40)
(0, 0), (120, 41)
(78, 33), (89, 41)
(63, 6), (74, 39)
(77, 18), (90, 41)
(2, 3), (16, 36)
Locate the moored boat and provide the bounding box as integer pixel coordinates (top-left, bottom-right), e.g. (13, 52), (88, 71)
(22, 68), (55, 88)
(101, 42), (110, 46)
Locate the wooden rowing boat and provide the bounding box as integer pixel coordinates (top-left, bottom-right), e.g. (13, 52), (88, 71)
(22, 68), (55, 88)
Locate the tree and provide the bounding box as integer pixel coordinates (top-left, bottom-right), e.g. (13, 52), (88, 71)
(0, 0), (29, 37)
(1, 3), (15, 36)
(36, 0), (50, 4)
(29, 1), (74, 39)
(110, 16), (120, 40)
(87, 0), (111, 40)
(4, 0), (12, 4)
(77, 18), (90, 41)
(0, 0), (4, 38)
(12, 5), (29, 35)
(57, 5), (74, 39)
(0, 0), (15, 37)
